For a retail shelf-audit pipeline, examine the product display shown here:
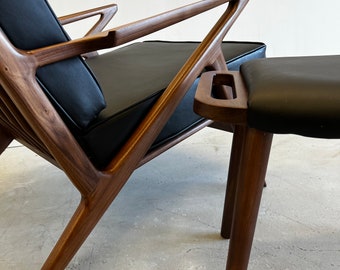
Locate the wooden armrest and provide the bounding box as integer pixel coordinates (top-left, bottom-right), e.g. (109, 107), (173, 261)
(29, 0), (231, 67)
(194, 71), (248, 124)
(58, 4), (118, 36)
(58, 4), (118, 58)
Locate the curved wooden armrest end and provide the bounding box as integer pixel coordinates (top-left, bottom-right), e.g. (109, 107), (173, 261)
(194, 71), (248, 124)
(58, 4), (118, 35)
(58, 4), (118, 58)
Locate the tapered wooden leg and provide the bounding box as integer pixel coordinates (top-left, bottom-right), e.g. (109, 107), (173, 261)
(41, 197), (102, 270)
(221, 125), (245, 239)
(226, 127), (273, 270)
(41, 175), (126, 270)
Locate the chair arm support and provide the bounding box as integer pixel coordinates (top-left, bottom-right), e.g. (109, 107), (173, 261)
(58, 4), (118, 37)
(28, 0), (231, 67)
(58, 4), (118, 59)
(194, 71), (248, 124)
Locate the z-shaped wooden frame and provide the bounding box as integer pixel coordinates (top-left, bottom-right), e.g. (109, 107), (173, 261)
(0, 0), (249, 268)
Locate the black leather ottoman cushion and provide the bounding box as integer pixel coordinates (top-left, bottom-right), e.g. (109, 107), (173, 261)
(81, 41), (266, 169)
(241, 55), (340, 138)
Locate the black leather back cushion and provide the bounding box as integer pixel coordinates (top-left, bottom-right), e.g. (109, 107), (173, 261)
(0, 0), (106, 129)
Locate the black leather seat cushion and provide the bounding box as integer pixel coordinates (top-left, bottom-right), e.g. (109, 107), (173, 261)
(241, 55), (340, 138)
(0, 0), (106, 129)
(80, 41), (266, 169)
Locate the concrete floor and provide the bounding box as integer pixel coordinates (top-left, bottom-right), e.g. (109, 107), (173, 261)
(1, 128), (340, 269)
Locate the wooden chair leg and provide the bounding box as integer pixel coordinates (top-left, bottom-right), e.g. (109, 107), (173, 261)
(41, 196), (106, 269)
(41, 198), (90, 269)
(41, 177), (126, 269)
(221, 126), (269, 239)
(226, 127), (273, 270)
(221, 125), (245, 239)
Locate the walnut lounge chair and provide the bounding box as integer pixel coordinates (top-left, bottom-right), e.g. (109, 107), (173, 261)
(0, 0), (266, 268)
(195, 35), (340, 270)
